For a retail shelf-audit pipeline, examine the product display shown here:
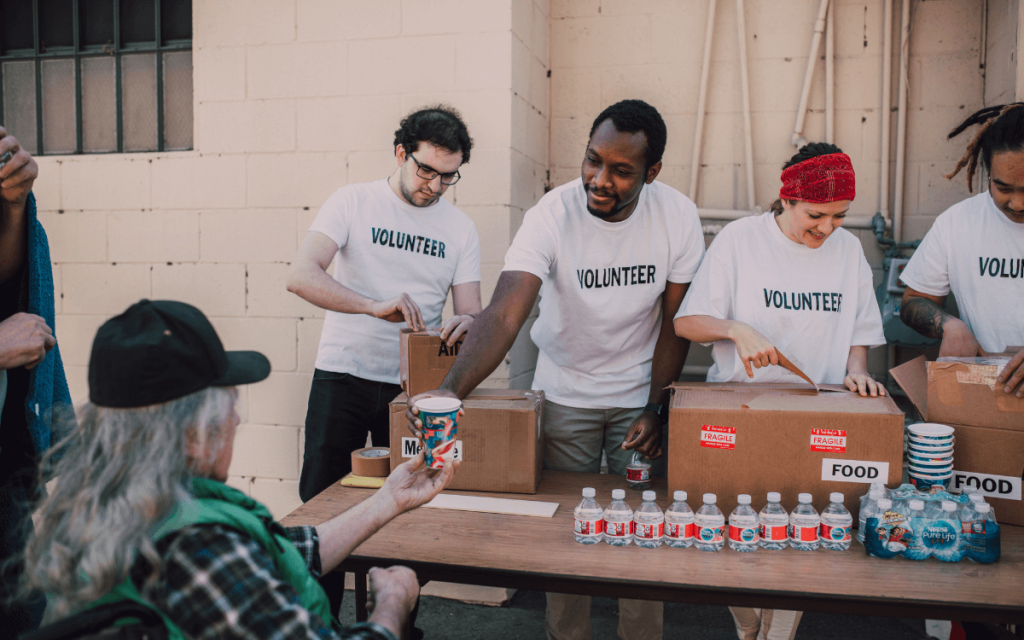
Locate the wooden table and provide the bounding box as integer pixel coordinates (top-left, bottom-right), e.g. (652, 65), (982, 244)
(281, 471), (1024, 624)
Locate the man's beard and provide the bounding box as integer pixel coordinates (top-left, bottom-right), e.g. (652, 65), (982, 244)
(399, 175), (439, 208)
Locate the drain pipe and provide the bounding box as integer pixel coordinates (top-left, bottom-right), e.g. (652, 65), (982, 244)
(736, 0), (756, 209)
(689, 0), (718, 202)
(893, 0), (911, 243)
(825, 0), (835, 143)
(879, 0), (893, 225)
(792, 0), (831, 147)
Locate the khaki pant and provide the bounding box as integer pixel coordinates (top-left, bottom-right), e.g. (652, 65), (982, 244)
(543, 400), (667, 640)
(728, 607), (803, 640)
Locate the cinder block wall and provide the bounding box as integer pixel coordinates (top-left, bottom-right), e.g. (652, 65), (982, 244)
(33, 0), (543, 518)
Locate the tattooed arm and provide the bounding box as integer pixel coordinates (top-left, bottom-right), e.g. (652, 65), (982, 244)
(900, 288), (982, 357)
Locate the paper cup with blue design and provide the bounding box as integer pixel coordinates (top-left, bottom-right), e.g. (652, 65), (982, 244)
(415, 397), (463, 470)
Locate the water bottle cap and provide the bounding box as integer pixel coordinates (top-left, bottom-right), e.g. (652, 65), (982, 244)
(941, 500), (957, 511)
(767, 492), (781, 502)
(977, 503), (991, 513)
(612, 489), (625, 500)
(703, 493), (717, 504)
(798, 493), (812, 503)
(830, 492), (844, 503)
(877, 498), (892, 509)
(643, 490), (656, 501)
(908, 499), (924, 510)
(673, 490), (687, 501)
(968, 493), (985, 503)
(582, 487), (596, 498)
(737, 494), (751, 505)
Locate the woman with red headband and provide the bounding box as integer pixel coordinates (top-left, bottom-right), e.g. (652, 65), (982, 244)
(673, 143), (887, 639)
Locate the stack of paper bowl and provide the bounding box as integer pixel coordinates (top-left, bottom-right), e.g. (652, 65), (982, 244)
(907, 423), (954, 490)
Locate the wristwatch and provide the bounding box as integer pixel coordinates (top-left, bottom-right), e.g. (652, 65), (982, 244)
(643, 402), (664, 417)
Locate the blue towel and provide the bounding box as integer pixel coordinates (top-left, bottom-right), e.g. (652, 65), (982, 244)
(23, 192), (74, 455)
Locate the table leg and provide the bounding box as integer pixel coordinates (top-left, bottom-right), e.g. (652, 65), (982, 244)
(355, 569), (368, 622)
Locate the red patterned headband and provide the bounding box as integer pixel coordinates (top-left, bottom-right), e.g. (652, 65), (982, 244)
(779, 152), (856, 203)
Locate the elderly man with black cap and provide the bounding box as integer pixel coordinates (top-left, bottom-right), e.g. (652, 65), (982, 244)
(18, 299), (455, 640)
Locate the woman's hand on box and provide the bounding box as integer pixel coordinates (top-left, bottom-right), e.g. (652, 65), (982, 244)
(405, 389), (460, 439)
(844, 370), (886, 397)
(726, 321), (779, 378)
(997, 349), (1024, 398)
(621, 411), (664, 459)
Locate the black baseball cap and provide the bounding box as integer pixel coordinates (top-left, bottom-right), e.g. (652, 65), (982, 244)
(89, 299), (271, 408)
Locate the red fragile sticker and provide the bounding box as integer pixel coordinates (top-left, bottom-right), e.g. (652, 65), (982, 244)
(810, 428), (847, 453)
(700, 425), (736, 450)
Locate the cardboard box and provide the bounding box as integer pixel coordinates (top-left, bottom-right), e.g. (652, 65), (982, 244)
(389, 389), (544, 494)
(891, 355), (1024, 526)
(668, 382), (904, 520)
(399, 329), (464, 397)
(890, 355), (1024, 432)
(946, 424), (1024, 527)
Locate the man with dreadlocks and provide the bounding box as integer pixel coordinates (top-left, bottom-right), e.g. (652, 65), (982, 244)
(900, 103), (1024, 398)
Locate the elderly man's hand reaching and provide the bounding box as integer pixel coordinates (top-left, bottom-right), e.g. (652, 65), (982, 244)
(378, 450), (458, 514)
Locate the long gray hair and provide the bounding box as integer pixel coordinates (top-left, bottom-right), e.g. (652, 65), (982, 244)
(21, 386), (237, 621)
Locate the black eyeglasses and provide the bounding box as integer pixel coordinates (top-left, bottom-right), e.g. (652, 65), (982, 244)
(408, 154), (461, 185)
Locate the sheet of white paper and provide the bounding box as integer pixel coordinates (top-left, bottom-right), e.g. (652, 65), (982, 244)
(421, 493), (559, 518)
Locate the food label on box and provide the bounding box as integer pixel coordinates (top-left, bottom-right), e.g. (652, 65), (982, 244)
(810, 428), (847, 453)
(700, 425), (736, 450)
(820, 458), (889, 483)
(401, 437), (463, 461)
(949, 471), (1022, 501)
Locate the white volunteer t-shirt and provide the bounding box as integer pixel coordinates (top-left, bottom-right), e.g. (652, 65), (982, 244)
(900, 191), (1024, 353)
(310, 179), (481, 384)
(676, 211), (885, 385)
(503, 178), (705, 409)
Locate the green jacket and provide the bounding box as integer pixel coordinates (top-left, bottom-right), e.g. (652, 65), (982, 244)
(87, 477), (335, 639)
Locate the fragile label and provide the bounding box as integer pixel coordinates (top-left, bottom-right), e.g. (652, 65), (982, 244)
(810, 428), (847, 453)
(821, 458), (889, 483)
(700, 425), (736, 450)
(401, 437), (463, 461)
(949, 471), (1022, 501)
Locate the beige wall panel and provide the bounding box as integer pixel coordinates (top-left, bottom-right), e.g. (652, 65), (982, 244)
(297, 96), (403, 153)
(913, 54), (985, 109)
(108, 212), (200, 263)
(250, 478), (302, 520)
(551, 67), (601, 119)
(403, 0), (513, 35)
(52, 264), (62, 314)
(247, 153), (347, 209)
(348, 36), (456, 95)
(194, 47), (247, 103)
(201, 210), (298, 263)
(31, 158), (61, 211)
(457, 32), (515, 92)
(909, 0), (982, 56)
(298, 0), (401, 42)
(151, 263), (247, 317)
(61, 157), (150, 211)
(54, 315), (107, 367)
(346, 150), (396, 186)
(210, 317), (299, 372)
(247, 42), (347, 100)
(247, 263), (323, 318)
(551, 0), (599, 19)
(199, 99), (297, 154)
(401, 90), (515, 150)
(461, 205), (513, 263)
(297, 317), (324, 372)
(451, 148), (512, 206)
(917, 161), (973, 214)
(38, 212), (107, 263)
(62, 264), (151, 315)
(247, 372), (313, 426)
(64, 364), (88, 404)
(550, 15), (652, 69)
(228, 424), (301, 479)
(151, 155), (247, 210)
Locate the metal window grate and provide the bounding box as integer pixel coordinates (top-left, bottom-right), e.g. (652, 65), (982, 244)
(0, 0), (192, 155)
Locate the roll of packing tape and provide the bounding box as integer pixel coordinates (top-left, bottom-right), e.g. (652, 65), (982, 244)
(351, 447), (391, 477)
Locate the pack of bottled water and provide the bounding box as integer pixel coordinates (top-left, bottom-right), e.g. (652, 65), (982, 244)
(861, 484), (1000, 563)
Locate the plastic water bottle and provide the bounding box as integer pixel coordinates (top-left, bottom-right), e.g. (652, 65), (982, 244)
(694, 493), (725, 552)
(728, 494), (759, 552)
(903, 499), (931, 561)
(819, 492), (852, 551)
(788, 493), (820, 551)
(927, 500), (966, 563)
(665, 490), (694, 548)
(625, 451), (652, 490)
(968, 492), (987, 505)
(573, 487), (604, 544)
(633, 490), (664, 548)
(603, 489), (633, 546)
(758, 492), (789, 550)
(856, 489), (883, 546)
(964, 502), (1000, 564)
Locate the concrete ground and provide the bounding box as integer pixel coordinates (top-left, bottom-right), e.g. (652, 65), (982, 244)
(338, 588), (934, 639)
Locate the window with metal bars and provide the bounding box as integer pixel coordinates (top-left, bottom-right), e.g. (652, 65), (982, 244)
(0, 0), (192, 155)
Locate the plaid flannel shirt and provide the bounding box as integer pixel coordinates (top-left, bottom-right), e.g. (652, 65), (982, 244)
(131, 523), (397, 640)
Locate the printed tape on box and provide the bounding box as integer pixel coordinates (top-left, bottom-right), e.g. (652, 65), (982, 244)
(700, 425), (736, 450)
(949, 470), (1022, 501)
(810, 428), (847, 453)
(821, 458), (889, 483)
(401, 437), (464, 461)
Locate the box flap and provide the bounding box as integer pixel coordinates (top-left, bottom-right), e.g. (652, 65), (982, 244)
(390, 389), (543, 412)
(670, 383), (901, 415)
(889, 355), (928, 420)
(742, 392), (893, 413)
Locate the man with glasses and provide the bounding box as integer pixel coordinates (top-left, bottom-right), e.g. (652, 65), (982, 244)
(286, 105), (481, 624)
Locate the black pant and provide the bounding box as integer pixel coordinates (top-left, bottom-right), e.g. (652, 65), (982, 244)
(300, 370), (414, 630)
